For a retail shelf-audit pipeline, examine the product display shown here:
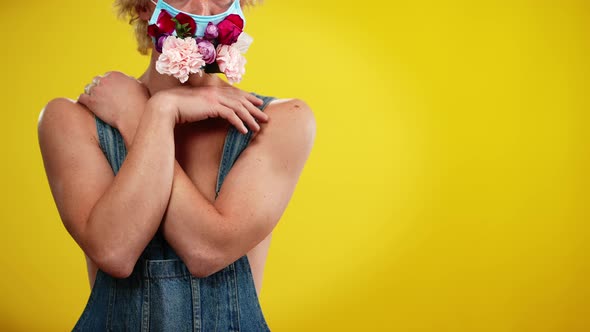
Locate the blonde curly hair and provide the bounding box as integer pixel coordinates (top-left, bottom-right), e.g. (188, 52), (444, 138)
(113, 0), (258, 55)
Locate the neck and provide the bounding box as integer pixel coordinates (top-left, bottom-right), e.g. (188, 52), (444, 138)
(138, 49), (229, 97)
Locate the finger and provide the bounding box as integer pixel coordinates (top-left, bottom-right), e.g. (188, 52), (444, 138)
(242, 93), (268, 121)
(236, 103), (260, 132)
(242, 99), (269, 123)
(218, 106), (248, 134)
(244, 92), (264, 106)
(77, 93), (91, 108)
(223, 99), (260, 132)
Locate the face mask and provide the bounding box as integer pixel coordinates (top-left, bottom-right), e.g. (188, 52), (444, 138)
(148, 0), (246, 37)
(147, 0), (252, 84)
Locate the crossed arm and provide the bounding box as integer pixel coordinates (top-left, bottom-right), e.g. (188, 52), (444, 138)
(39, 90), (315, 279)
(120, 97), (316, 278)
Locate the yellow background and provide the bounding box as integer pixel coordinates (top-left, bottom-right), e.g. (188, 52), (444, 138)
(0, 0), (588, 331)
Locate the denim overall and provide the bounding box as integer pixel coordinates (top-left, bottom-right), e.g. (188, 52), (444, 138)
(72, 93), (275, 331)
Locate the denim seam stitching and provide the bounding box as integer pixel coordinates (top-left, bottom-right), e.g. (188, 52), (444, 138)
(106, 276), (116, 330)
(114, 127), (126, 174)
(214, 272), (220, 332)
(243, 256), (271, 331)
(141, 264), (150, 332)
(216, 127), (236, 198)
(231, 262), (240, 332)
(142, 275), (192, 280)
(191, 277), (201, 332)
(72, 270), (100, 330)
(95, 115), (108, 158)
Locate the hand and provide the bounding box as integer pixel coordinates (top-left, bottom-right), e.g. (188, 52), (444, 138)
(157, 84), (269, 134)
(77, 71), (150, 142)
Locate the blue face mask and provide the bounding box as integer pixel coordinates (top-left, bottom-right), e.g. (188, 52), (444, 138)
(148, 0), (246, 37)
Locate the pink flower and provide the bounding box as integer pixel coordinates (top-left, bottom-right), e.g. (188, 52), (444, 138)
(156, 36), (206, 83)
(216, 44), (246, 84)
(204, 22), (219, 40)
(197, 40), (216, 64)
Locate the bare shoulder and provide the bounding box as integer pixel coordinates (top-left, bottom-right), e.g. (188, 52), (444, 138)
(256, 97), (317, 155)
(264, 98), (316, 133)
(37, 97), (98, 146)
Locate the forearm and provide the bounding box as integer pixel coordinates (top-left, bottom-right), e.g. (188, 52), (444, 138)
(120, 114), (244, 277)
(160, 161), (272, 278)
(113, 96), (272, 278)
(86, 99), (176, 277)
(119, 113), (142, 148)
(160, 161), (229, 277)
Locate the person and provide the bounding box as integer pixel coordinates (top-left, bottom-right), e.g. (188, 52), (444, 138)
(37, 0), (316, 330)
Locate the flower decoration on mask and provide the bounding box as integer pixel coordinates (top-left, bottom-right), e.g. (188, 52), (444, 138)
(147, 10), (252, 84)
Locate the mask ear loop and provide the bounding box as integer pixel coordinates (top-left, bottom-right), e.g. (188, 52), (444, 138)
(148, 0), (158, 46)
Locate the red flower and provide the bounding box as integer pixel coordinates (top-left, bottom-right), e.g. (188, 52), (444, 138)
(148, 10), (176, 37)
(147, 24), (160, 37)
(174, 12), (197, 36)
(217, 14), (244, 45)
(157, 10), (176, 33)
